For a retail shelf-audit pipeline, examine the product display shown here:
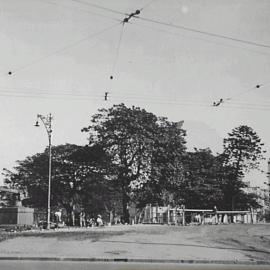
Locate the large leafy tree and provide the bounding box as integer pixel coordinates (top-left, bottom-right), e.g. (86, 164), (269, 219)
(82, 104), (186, 222)
(130, 120), (186, 209)
(221, 125), (266, 210)
(223, 125), (265, 173)
(180, 148), (223, 209)
(144, 120), (186, 206)
(3, 144), (115, 222)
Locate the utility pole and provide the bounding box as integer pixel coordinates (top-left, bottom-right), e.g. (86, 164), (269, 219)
(35, 113), (53, 229)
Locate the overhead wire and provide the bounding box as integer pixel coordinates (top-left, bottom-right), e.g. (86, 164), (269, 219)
(36, 0), (121, 21)
(68, 0), (125, 16)
(0, 87), (104, 98)
(0, 85), (201, 103)
(2, 1), (269, 112)
(1, 22), (121, 77)
(0, 86), (241, 107)
(68, 0), (158, 16)
(4, 1), (268, 80)
(48, 0), (270, 55)
(217, 105), (270, 112)
(105, 2), (152, 99)
(37, 0), (270, 51)
(0, 86), (187, 101)
(110, 23), (125, 80)
(1, 85), (270, 111)
(226, 82), (270, 101)
(112, 82), (270, 110)
(104, 21), (126, 101)
(115, 95), (270, 109)
(0, 87), (219, 104)
(110, 83), (270, 111)
(212, 82), (270, 107)
(0, 92), (103, 101)
(60, 1), (155, 101)
(65, 1), (270, 49)
(0, 86), (106, 102)
(68, 0), (157, 15)
(229, 101), (270, 107)
(130, 20), (270, 56)
(110, 96), (270, 111)
(9, 82), (270, 107)
(135, 17), (270, 50)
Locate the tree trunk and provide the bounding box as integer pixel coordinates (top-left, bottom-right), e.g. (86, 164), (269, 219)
(232, 195), (235, 211)
(231, 150), (242, 211)
(65, 206), (73, 226)
(122, 190), (130, 224)
(109, 210), (114, 225)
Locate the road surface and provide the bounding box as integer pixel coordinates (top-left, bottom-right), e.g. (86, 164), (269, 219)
(0, 224), (270, 263)
(0, 261), (269, 270)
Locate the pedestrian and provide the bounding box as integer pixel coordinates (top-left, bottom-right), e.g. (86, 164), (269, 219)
(79, 211), (86, 227)
(97, 215), (103, 227)
(213, 206), (218, 225)
(55, 209), (62, 223)
(89, 217), (95, 227)
(71, 211), (75, 226)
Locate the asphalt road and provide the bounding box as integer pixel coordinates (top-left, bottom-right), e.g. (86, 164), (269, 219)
(0, 261), (269, 270)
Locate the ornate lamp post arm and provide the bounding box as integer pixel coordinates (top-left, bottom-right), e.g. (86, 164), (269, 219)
(35, 113), (53, 229)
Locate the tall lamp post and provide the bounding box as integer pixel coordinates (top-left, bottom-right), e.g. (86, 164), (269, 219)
(35, 113), (53, 229)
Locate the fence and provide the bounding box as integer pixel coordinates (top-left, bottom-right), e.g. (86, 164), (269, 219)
(142, 205), (257, 225)
(0, 207), (34, 226)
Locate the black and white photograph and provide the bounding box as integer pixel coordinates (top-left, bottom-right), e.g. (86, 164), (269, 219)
(0, 1), (270, 269)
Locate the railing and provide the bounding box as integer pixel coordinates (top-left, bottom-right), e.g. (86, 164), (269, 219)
(141, 206), (257, 225)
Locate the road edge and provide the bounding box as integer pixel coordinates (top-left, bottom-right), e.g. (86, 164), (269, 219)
(0, 257), (269, 265)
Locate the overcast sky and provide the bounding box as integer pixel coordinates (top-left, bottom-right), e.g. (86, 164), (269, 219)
(0, 0), (270, 187)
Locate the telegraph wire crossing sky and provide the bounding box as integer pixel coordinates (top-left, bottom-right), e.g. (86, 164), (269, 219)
(0, 0), (270, 187)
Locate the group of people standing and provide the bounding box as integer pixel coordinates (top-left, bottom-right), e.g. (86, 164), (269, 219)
(53, 209), (104, 227)
(78, 212), (104, 227)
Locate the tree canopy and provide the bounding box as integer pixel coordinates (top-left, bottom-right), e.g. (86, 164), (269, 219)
(2, 105), (266, 223)
(3, 144), (120, 224)
(221, 125), (265, 210)
(82, 104), (187, 222)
